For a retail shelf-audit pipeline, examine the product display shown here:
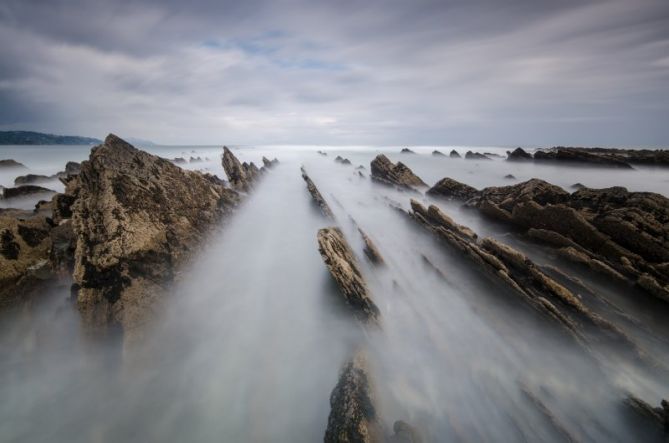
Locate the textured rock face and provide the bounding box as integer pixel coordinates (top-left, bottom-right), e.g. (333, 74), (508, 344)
(301, 167), (335, 220)
(427, 178), (479, 201)
(222, 146), (260, 192)
(324, 351), (382, 443)
(433, 176), (669, 303)
(0, 214), (53, 306)
(72, 134), (239, 336)
(409, 200), (647, 358)
(507, 147), (533, 161)
(317, 227), (380, 324)
(359, 229), (384, 266)
(370, 154), (426, 190)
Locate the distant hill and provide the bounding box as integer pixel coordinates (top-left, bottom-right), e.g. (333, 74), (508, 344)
(0, 131), (102, 145)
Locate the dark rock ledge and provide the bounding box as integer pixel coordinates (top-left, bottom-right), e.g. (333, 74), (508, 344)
(426, 177), (669, 304)
(370, 154), (426, 192)
(301, 166), (335, 220)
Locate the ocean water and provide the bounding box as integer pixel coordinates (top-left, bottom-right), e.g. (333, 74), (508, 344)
(0, 144), (668, 442)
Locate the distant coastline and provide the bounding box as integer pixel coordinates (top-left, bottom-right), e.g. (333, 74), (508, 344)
(0, 130), (102, 145)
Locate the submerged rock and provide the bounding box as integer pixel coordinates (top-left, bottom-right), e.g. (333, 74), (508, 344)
(222, 146), (260, 192)
(427, 178), (479, 201)
(1, 185), (56, 199)
(432, 150), (445, 156)
(0, 159), (27, 169)
(625, 395), (668, 434)
(464, 151), (491, 160)
(335, 156), (352, 165)
(14, 174), (54, 186)
(262, 156), (279, 168)
(534, 148), (633, 169)
(324, 351), (382, 443)
(370, 154), (426, 191)
(301, 167), (335, 220)
(359, 229), (385, 266)
(400, 148), (415, 154)
(72, 134), (239, 337)
(504, 174), (516, 180)
(449, 150), (461, 158)
(317, 227), (380, 324)
(506, 147), (533, 161)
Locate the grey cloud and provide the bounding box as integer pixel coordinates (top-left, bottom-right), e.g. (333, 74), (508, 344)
(0, 0), (668, 145)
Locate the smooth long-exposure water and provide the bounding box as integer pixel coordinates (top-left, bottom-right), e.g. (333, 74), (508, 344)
(1, 144), (668, 442)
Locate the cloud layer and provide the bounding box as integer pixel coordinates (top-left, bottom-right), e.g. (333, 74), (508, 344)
(1, 0), (668, 146)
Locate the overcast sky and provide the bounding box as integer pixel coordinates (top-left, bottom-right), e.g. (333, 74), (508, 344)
(1, 0), (668, 146)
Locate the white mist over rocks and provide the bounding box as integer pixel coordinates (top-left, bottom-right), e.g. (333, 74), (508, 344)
(1, 144), (668, 442)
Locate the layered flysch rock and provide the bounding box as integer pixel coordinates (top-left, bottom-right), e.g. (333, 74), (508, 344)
(448, 179), (669, 303)
(370, 154), (426, 191)
(222, 146), (261, 192)
(1, 185), (56, 199)
(72, 134), (239, 337)
(409, 199), (649, 360)
(427, 178), (479, 201)
(464, 151), (490, 160)
(324, 350), (383, 443)
(317, 227), (380, 324)
(359, 229), (385, 266)
(301, 167), (335, 220)
(506, 147), (533, 161)
(534, 148), (633, 168)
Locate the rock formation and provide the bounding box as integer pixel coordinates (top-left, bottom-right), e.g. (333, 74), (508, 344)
(324, 351), (382, 443)
(504, 174), (516, 179)
(317, 227), (380, 324)
(534, 148), (633, 168)
(1, 185), (56, 199)
(370, 154), (426, 191)
(427, 178), (479, 201)
(465, 151), (491, 160)
(14, 174), (54, 186)
(408, 199), (649, 359)
(222, 146), (261, 192)
(301, 167), (335, 220)
(400, 148), (415, 154)
(432, 150), (445, 156)
(0, 159), (26, 169)
(335, 156), (352, 165)
(359, 229), (384, 266)
(625, 395), (669, 435)
(262, 156), (279, 168)
(72, 134), (239, 338)
(449, 150), (461, 158)
(507, 147), (533, 161)
(423, 176), (669, 303)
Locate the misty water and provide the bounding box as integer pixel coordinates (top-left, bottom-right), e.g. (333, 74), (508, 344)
(1, 144), (668, 442)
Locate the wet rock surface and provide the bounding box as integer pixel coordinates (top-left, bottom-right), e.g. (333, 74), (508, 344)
(324, 351), (382, 443)
(370, 154), (426, 191)
(317, 227), (380, 324)
(72, 134), (239, 337)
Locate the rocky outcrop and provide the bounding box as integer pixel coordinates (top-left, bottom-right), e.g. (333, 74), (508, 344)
(1, 185), (56, 199)
(427, 178), (479, 201)
(64, 161), (81, 175)
(432, 150), (445, 156)
(507, 147), (533, 161)
(359, 229), (384, 266)
(14, 174), (54, 186)
(625, 395), (668, 435)
(222, 146), (261, 192)
(262, 156), (279, 168)
(534, 148), (633, 168)
(0, 159), (26, 169)
(335, 156), (352, 165)
(317, 227), (380, 324)
(449, 150), (461, 158)
(409, 199), (649, 359)
(370, 154), (426, 191)
(504, 174), (516, 179)
(72, 134), (239, 337)
(171, 157), (187, 164)
(428, 176), (669, 303)
(301, 167), (335, 220)
(465, 151), (490, 160)
(324, 351), (382, 443)
(400, 148), (415, 154)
